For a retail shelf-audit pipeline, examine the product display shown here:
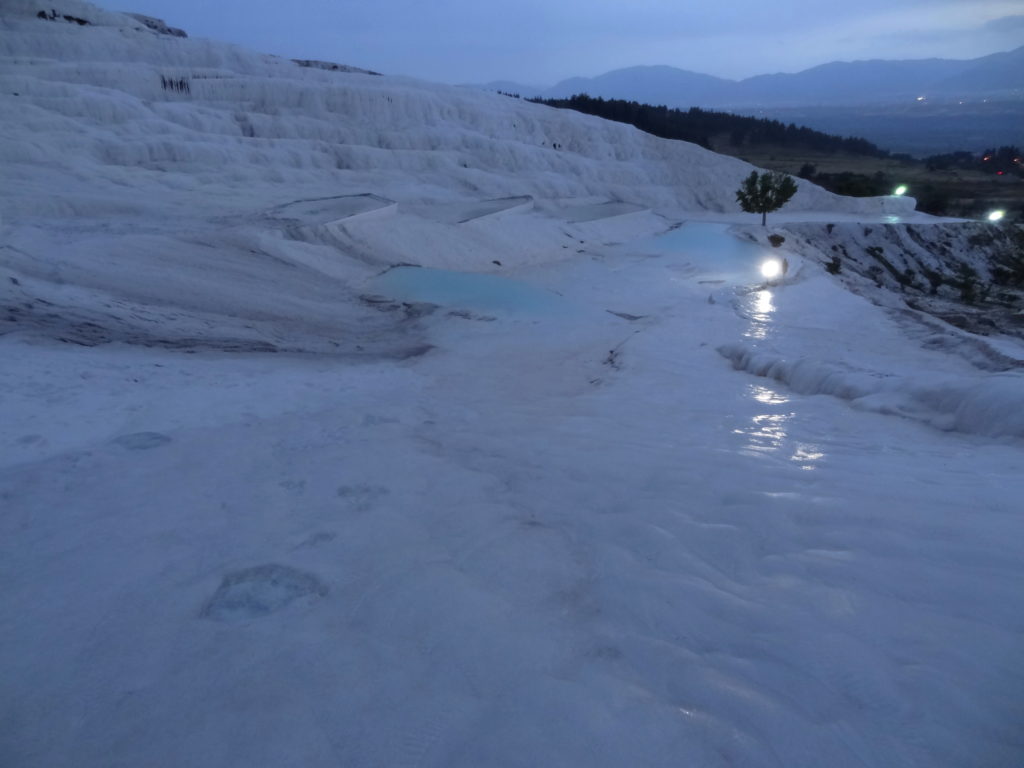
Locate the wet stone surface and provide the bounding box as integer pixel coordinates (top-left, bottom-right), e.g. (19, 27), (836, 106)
(201, 564), (328, 622)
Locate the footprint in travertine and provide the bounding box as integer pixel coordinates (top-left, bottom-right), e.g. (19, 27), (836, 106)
(336, 484), (388, 512)
(294, 531), (337, 549)
(113, 432), (171, 450)
(201, 564), (328, 622)
(278, 478), (307, 494)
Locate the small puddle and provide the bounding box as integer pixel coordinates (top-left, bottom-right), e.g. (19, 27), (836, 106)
(369, 267), (570, 315)
(641, 222), (775, 283)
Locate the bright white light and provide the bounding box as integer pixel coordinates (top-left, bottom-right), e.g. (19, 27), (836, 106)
(987, 210), (1005, 222)
(761, 259), (782, 279)
(893, 185), (907, 196)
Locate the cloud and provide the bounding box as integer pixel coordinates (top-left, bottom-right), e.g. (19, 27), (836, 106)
(850, 9), (1024, 61)
(324, 0), (1024, 81)
(981, 13), (1024, 32)
(116, 0), (1023, 83)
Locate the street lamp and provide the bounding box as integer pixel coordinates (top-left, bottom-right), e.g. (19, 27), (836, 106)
(761, 259), (782, 279)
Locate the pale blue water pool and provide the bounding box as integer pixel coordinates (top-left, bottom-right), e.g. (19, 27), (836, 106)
(369, 266), (569, 315)
(641, 222), (774, 282)
(368, 224), (773, 316)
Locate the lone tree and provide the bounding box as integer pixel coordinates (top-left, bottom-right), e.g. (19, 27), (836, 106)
(736, 170), (798, 225)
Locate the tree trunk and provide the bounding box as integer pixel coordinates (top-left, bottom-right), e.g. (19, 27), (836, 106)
(761, 210), (767, 226)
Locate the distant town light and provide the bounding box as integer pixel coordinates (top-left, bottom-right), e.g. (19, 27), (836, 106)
(987, 210), (1006, 222)
(893, 185), (908, 196)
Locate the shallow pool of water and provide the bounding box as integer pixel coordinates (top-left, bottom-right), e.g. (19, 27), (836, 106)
(641, 222), (775, 282)
(369, 266), (569, 315)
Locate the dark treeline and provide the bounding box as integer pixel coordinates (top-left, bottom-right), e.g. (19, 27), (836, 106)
(529, 94), (889, 157)
(925, 146), (1022, 177)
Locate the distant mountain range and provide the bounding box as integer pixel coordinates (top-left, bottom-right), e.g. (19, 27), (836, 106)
(477, 47), (1024, 108)
(473, 47), (1024, 154)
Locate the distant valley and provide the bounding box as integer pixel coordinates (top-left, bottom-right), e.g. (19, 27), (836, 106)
(476, 47), (1024, 155)
(728, 101), (1023, 157)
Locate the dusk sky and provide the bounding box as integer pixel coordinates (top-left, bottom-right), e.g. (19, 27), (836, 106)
(113, 0), (1024, 85)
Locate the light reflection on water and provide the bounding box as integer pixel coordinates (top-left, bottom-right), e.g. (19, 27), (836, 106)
(792, 444), (826, 471)
(737, 385), (826, 470)
(750, 384), (788, 405)
(735, 413), (792, 454)
(743, 289), (775, 340)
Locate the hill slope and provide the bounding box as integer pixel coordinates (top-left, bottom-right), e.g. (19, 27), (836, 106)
(3, 5), (1024, 768)
(534, 47), (1024, 108)
(0, 0), (909, 352)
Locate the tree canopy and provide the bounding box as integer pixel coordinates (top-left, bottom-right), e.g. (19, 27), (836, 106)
(529, 95), (890, 157)
(736, 171), (798, 225)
